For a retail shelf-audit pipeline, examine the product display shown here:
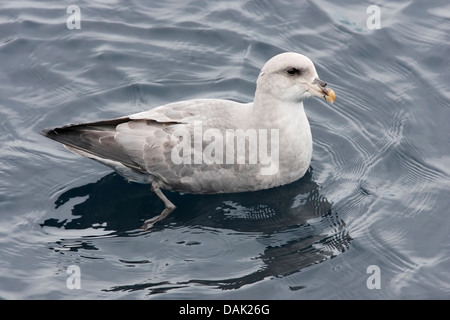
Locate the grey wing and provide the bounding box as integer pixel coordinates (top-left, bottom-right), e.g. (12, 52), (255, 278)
(115, 120), (264, 193)
(41, 99), (265, 193)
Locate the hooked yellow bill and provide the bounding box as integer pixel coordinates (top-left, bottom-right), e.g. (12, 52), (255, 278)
(324, 88), (336, 103)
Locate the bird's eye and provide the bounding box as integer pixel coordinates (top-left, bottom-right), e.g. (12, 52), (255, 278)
(286, 68), (300, 75)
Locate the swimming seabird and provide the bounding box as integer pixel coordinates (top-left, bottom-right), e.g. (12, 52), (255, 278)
(41, 52), (336, 229)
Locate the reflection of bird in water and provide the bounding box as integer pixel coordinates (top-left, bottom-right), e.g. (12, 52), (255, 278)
(41, 52), (335, 229)
(43, 169), (351, 291)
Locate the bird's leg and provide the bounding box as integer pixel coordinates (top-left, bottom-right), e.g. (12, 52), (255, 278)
(141, 182), (176, 230)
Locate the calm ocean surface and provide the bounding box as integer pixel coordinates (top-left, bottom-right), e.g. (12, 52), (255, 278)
(0, 0), (449, 299)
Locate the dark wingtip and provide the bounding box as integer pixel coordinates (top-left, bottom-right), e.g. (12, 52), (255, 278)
(40, 127), (68, 142)
(40, 123), (77, 138)
(40, 127), (56, 137)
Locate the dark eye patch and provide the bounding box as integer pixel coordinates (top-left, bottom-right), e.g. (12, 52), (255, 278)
(286, 67), (302, 76)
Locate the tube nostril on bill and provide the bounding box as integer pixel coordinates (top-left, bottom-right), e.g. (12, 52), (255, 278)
(314, 78), (327, 87)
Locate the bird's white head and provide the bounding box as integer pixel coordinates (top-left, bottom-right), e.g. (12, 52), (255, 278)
(256, 52), (335, 104)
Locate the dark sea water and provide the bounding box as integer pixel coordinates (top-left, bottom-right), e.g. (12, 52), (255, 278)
(0, 0), (449, 299)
